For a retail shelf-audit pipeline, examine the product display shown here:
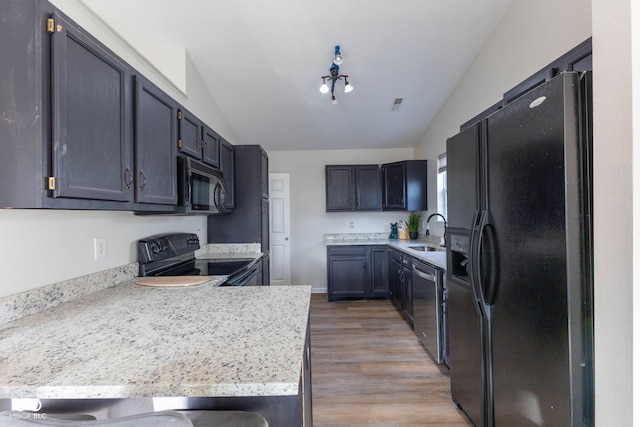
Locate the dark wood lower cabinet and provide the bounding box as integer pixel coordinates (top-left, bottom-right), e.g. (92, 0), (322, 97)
(326, 245), (389, 301)
(401, 256), (414, 325)
(389, 250), (403, 308)
(327, 246), (368, 300)
(389, 249), (414, 325)
(370, 246), (389, 298)
(327, 245), (421, 325)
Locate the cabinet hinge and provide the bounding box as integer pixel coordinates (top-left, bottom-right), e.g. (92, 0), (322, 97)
(177, 139), (182, 149)
(177, 111), (182, 120)
(46, 18), (55, 34)
(47, 177), (56, 190)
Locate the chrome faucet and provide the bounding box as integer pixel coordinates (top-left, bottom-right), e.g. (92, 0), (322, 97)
(426, 213), (447, 246)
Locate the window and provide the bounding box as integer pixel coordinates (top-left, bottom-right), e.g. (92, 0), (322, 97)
(437, 153), (447, 219)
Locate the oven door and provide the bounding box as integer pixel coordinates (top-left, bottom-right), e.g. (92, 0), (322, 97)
(224, 263), (261, 286)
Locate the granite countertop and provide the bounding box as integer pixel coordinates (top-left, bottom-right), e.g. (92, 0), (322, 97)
(325, 234), (447, 270)
(0, 283), (312, 399)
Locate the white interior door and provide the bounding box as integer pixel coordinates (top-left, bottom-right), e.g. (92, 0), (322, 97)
(269, 173), (291, 285)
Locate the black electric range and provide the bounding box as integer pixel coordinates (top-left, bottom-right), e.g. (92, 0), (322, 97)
(137, 233), (260, 286)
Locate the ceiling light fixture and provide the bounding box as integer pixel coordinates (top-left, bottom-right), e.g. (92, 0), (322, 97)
(319, 45), (353, 105)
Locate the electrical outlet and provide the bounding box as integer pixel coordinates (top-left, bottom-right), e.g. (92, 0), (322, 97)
(94, 237), (107, 260)
(349, 222), (355, 229)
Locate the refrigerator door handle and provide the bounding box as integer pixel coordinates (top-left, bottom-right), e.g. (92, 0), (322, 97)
(469, 210), (486, 316)
(479, 220), (499, 306)
(470, 209), (499, 313)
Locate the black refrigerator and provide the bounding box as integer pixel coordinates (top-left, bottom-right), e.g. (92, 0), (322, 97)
(446, 71), (594, 426)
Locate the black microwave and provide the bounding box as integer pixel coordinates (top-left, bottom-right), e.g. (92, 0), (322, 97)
(177, 156), (226, 214)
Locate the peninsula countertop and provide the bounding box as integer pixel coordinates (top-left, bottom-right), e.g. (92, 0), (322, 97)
(0, 283), (312, 399)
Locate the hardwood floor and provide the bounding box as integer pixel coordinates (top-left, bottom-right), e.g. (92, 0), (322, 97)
(310, 293), (472, 427)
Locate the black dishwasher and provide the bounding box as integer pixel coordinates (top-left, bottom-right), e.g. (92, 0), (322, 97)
(412, 259), (445, 364)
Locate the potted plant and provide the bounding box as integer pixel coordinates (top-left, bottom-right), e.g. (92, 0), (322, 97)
(406, 211), (423, 240)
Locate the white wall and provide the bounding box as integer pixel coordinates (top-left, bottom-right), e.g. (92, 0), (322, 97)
(0, 0), (236, 298)
(415, 0), (592, 160)
(632, 0), (640, 417)
(591, 0), (635, 425)
(268, 148), (414, 292)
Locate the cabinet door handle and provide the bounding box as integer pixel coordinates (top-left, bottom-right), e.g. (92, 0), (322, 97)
(124, 166), (133, 189)
(138, 170), (147, 191)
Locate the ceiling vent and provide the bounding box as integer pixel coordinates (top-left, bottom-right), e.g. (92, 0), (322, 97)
(391, 97), (403, 111)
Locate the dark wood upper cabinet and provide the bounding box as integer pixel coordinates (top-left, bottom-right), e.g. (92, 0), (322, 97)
(1, 1), (182, 211)
(219, 138), (235, 210)
(381, 160), (427, 211)
(462, 38), (592, 130)
(326, 166), (354, 211)
(381, 162), (405, 210)
(355, 166), (382, 211)
(177, 109), (202, 160)
(325, 165), (381, 212)
(178, 110), (220, 169)
(503, 38), (593, 104)
(260, 148), (269, 199)
(208, 145), (269, 251)
(202, 125), (220, 169)
(134, 75), (178, 205)
(51, 11), (133, 202)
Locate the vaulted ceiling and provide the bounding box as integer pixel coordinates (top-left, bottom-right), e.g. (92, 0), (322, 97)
(79, 0), (514, 151)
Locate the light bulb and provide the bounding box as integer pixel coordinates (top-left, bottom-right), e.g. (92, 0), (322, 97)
(319, 83), (329, 94)
(333, 45), (344, 65)
(344, 83), (353, 93)
(331, 96), (338, 106)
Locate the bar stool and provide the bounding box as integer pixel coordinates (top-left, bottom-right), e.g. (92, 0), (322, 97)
(0, 410), (269, 426)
